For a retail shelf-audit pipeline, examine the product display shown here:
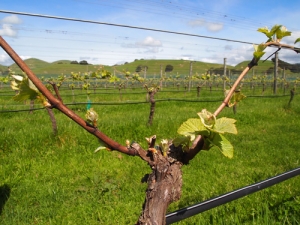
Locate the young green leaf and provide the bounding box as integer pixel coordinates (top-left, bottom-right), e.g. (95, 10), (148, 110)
(177, 118), (206, 140)
(257, 26), (273, 41)
(13, 77), (39, 101)
(211, 117), (237, 134)
(269, 25), (281, 37)
(225, 90), (246, 107)
(210, 133), (234, 158)
(173, 136), (192, 152)
(257, 27), (270, 36)
(173, 136), (191, 147)
(276, 26), (291, 42)
(233, 91), (246, 103)
(253, 43), (266, 61)
(294, 37), (300, 44)
(253, 51), (265, 61)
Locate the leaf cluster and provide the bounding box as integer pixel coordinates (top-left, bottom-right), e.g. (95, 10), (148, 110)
(257, 25), (291, 42)
(224, 90), (246, 107)
(254, 25), (298, 61)
(173, 109), (237, 158)
(10, 73), (50, 107)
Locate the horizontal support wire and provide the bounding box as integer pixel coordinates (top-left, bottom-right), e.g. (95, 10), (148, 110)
(0, 94), (296, 113)
(0, 10), (254, 45)
(166, 166), (300, 224)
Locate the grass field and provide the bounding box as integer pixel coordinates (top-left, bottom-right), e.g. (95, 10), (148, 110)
(0, 83), (300, 224)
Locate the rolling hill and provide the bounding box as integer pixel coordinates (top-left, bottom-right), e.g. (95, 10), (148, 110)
(0, 64), (7, 74)
(1, 57), (296, 78)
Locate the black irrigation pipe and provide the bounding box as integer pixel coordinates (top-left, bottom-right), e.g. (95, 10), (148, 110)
(166, 166), (300, 224)
(1, 90), (296, 98)
(0, 98), (224, 113)
(246, 94), (294, 98)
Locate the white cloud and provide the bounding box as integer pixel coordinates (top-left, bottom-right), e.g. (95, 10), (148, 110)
(188, 19), (223, 32)
(0, 24), (18, 37)
(20, 55), (32, 61)
(188, 19), (205, 27)
(122, 36), (163, 54)
(136, 36), (162, 47)
(1, 15), (22, 24)
(0, 54), (13, 66)
(224, 45), (233, 50)
(199, 57), (218, 64)
(180, 54), (194, 61)
(0, 15), (22, 37)
(206, 22), (223, 32)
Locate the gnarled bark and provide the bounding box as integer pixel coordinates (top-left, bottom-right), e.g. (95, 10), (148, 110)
(135, 143), (184, 225)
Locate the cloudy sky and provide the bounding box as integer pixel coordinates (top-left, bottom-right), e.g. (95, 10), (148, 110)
(0, 0), (300, 67)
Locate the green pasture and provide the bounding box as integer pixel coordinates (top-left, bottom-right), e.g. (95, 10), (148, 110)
(0, 84), (300, 224)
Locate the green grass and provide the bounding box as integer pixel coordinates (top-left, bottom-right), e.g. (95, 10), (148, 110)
(0, 85), (300, 224)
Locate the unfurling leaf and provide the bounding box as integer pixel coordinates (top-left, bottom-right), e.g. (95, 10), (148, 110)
(85, 108), (99, 127)
(126, 139), (130, 148)
(197, 109), (216, 129)
(159, 139), (169, 157)
(95, 138), (110, 152)
(94, 146), (108, 153)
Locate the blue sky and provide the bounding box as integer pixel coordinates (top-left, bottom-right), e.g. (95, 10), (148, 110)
(0, 0), (300, 67)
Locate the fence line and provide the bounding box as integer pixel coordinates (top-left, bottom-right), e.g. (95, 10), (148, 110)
(166, 166), (300, 224)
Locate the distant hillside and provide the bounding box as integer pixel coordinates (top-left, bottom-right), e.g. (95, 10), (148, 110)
(0, 64), (7, 75)
(1, 57), (298, 78)
(234, 60), (275, 74)
(1, 58), (228, 77)
(113, 59), (232, 76)
(236, 59), (300, 78)
(271, 58), (300, 73)
(9, 58), (49, 71)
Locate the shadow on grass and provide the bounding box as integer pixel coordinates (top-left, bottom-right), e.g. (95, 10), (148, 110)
(0, 184), (10, 215)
